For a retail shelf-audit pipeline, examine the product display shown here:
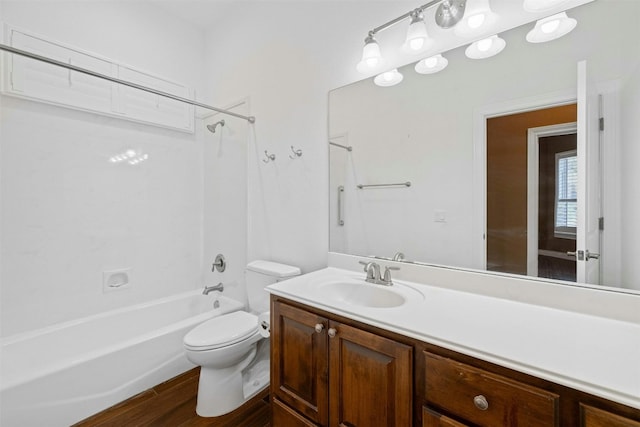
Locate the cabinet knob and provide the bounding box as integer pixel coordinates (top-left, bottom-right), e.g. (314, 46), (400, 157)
(328, 328), (337, 338)
(473, 395), (489, 411)
(314, 323), (324, 333)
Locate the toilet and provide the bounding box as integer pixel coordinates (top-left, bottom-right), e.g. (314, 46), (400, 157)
(183, 260), (301, 417)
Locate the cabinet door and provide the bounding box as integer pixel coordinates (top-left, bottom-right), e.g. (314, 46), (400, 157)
(271, 301), (329, 425)
(328, 321), (412, 427)
(423, 407), (469, 427)
(581, 404), (640, 427)
(272, 398), (320, 427)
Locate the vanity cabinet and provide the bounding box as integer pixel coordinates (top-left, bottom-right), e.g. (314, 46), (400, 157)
(271, 296), (640, 427)
(271, 298), (413, 427)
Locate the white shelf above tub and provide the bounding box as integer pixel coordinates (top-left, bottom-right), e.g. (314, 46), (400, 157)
(1, 24), (195, 133)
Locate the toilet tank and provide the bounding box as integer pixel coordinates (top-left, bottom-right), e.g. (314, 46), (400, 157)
(245, 260), (301, 313)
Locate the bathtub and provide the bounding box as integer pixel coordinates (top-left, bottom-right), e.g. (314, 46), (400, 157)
(0, 290), (245, 427)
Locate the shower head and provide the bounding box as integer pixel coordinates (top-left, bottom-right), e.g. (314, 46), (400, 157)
(206, 119), (225, 133)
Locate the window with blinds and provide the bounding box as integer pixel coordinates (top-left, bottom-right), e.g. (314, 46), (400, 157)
(555, 149), (577, 239)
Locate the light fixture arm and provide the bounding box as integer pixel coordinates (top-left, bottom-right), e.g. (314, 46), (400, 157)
(368, 0), (448, 36)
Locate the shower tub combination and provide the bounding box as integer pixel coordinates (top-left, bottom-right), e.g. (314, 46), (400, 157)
(0, 290), (244, 427)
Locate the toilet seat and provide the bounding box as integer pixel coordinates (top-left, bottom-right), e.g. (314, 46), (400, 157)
(184, 311), (259, 351)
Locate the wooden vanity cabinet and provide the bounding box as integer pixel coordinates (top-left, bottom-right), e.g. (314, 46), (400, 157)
(271, 296), (640, 427)
(271, 298), (413, 427)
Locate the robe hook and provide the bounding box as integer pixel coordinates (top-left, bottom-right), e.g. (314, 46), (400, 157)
(263, 150), (276, 163)
(289, 146), (303, 159)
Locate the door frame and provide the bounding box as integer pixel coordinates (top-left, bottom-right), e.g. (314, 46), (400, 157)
(526, 122), (577, 277)
(472, 89), (577, 270)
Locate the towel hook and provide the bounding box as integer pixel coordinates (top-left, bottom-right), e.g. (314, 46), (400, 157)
(289, 145), (303, 159)
(263, 150), (276, 163)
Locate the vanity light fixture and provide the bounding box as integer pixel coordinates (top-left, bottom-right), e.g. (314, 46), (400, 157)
(402, 11), (435, 54)
(357, 34), (385, 74)
(465, 34), (506, 59)
(526, 12), (577, 43)
(454, 0), (499, 38)
(374, 69), (404, 87)
(356, 0), (467, 75)
(358, 0), (575, 87)
(523, 0), (570, 13)
(415, 54), (448, 74)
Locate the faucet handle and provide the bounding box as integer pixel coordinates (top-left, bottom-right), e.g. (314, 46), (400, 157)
(382, 266), (400, 284)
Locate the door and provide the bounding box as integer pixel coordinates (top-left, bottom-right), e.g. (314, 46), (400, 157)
(271, 301), (329, 425)
(328, 321), (412, 427)
(576, 60), (602, 284)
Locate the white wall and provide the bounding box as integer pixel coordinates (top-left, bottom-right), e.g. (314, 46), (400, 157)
(202, 2), (422, 274)
(0, 0), (208, 336)
(201, 1), (638, 283)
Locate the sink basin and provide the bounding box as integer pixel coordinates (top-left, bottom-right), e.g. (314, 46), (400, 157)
(319, 281), (407, 308)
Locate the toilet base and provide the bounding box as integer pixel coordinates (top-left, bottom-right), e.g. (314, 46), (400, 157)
(195, 347), (258, 417)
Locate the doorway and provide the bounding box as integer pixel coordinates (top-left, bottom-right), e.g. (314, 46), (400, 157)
(486, 104), (577, 277)
(536, 131), (578, 281)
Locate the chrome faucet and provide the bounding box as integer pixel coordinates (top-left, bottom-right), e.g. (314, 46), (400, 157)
(358, 261), (399, 286)
(202, 282), (224, 295)
(392, 252), (405, 262)
(360, 261), (381, 283)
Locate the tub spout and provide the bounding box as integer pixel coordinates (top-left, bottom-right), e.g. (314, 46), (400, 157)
(203, 283), (224, 295)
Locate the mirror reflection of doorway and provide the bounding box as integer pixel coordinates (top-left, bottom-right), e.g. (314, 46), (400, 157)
(486, 104), (577, 280)
(538, 133), (577, 282)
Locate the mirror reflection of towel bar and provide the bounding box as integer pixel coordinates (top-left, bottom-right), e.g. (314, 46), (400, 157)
(357, 181), (411, 189)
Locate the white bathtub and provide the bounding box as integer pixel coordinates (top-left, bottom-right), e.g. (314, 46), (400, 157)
(0, 290), (245, 427)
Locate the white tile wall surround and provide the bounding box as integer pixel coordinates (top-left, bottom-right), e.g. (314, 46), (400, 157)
(0, 0), (208, 337)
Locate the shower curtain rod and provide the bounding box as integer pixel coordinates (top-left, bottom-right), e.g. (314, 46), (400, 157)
(0, 43), (256, 124)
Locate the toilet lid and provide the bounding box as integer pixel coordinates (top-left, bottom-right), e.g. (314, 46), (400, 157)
(184, 311), (258, 350)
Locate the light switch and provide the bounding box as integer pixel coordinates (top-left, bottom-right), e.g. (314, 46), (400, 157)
(434, 210), (447, 223)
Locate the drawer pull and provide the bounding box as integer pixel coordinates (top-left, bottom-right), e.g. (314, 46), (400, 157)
(328, 328), (337, 338)
(314, 323), (324, 333)
(473, 395), (489, 411)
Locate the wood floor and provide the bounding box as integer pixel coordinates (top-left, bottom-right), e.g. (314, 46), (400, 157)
(73, 368), (271, 427)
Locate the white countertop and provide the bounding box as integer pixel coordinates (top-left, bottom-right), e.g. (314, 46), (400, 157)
(267, 258), (640, 410)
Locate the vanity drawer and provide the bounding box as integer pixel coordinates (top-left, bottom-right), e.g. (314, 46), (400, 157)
(423, 352), (559, 427)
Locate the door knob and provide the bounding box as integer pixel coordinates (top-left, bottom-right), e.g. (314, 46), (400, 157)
(585, 250), (600, 260)
(566, 250), (584, 261)
(328, 328), (337, 338)
(314, 323), (325, 333)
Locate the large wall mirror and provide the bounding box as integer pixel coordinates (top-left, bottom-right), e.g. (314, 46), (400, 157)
(329, 0), (640, 293)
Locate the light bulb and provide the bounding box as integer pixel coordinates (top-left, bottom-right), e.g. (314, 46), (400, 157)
(374, 69), (403, 87)
(424, 57), (438, 68)
(455, 0), (498, 37)
(403, 13), (433, 54)
(415, 54), (448, 75)
(365, 57), (379, 68)
(477, 38), (493, 52)
(410, 38), (425, 51)
(467, 13), (486, 29)
(465, 34), (506, 59)
(526, 12), (577, 43)
(357, 35), (385, 74)
(541, 19), (561, 34)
